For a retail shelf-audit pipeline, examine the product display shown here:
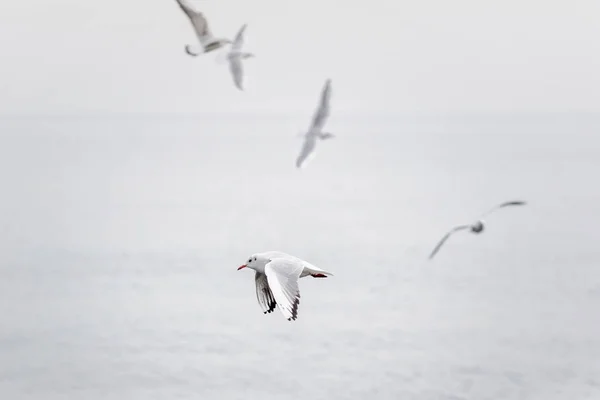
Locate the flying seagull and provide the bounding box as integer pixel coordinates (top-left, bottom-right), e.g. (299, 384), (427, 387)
(296, 79), (335, 169)
(237, 251), (333, 321)
(175, 0), (232, 55)
(227, 24), (255, 90)
(429, 200), (527, 260)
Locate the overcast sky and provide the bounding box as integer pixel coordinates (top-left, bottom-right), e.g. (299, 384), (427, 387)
(0, 0), (599, 115)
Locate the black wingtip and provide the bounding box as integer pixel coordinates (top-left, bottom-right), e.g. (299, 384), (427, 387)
(289, 296), (300, 321)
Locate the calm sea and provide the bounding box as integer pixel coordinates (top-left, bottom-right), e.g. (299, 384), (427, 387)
(0, 113), (599, 399)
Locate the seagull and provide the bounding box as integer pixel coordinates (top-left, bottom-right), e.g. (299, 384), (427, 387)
(227, 24), (254, 90)
(296, 79), (334, 169)
(428, 200), (527, 260)
(175, 0), (232, 55)
(237, 251), (333, 321)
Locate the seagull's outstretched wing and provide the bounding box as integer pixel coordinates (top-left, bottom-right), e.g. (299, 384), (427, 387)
(429, 225), (471, 260)
(175, 0), (212, 39)
(231, 24), (247, 52)
(480, 200), (527, 218)
(264, 258), (304, 321)
(254, 272), (277, 314)
(296, 135), (317, 169)
(228, 56), (244, 90)
(309, 79), (332, 132)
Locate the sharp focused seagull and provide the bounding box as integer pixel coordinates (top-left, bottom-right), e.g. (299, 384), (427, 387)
(227, 24), (255, 90)
(296, 79), (335, 169)
(237, 251), (333, 321)
(175, 0), (232, 55)
(429, 200), (527, 260)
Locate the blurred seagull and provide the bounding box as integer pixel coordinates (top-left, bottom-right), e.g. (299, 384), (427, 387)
(429, 200), (527, 260)
(175, 0), (232, 55)
(296, 79), (334, 169)
(227, 24), (254, 90)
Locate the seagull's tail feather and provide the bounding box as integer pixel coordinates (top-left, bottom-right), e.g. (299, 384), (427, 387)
(319, 132), (335, 140)
(307, 267), (334, 277)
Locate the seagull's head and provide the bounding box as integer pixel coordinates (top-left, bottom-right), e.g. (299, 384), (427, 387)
(471, 220), (485, 233)
(237, 253), (269, 272)
(184, 44), (201, 57)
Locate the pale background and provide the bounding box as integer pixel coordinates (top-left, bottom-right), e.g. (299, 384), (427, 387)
(0, 0), (598, 115)
(0, 1), (599, 399)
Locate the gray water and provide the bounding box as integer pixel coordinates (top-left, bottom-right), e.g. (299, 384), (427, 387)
(1, 113), (599, 399)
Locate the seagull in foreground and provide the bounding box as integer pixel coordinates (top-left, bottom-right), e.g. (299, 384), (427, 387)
(175, 0), (232, 55)
(429, 200), (527, 260)
(296, 79), (334, 169)
(237, 251), (333, 321)
(227, 24), (254, 90)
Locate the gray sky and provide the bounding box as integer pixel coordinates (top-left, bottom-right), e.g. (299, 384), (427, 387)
(0, 0), (599, 115)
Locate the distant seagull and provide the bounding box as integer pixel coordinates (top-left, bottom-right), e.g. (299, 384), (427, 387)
(296, 79), (334, 169)
(175, 0), (232, 55)
(429, 200), (527, 260)
(237, 251), (333, 321)
(227, 24), (255, 90)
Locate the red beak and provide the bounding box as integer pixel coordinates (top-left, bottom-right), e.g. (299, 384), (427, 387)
(237, 264), (247, 270)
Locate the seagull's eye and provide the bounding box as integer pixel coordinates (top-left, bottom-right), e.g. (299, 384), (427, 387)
(248, 258), (252, 263)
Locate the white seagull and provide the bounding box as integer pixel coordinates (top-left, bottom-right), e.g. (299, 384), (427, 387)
(227, 24), (254, 90)
(175, 0), (232, 55)
(429, 200), (527, 260)
(237, 251), (333, 321)
(296, 79), (335, 169)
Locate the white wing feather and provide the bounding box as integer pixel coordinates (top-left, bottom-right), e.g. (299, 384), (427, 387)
(175, 0), (214, 43)
(264, 258), (304, 321)
(480, 200), (527, 218)
(254, 272), (276, 314)
(429, 225), (471, 260)
(228, 56), (244, 90)
(296, 135), (317, 168)
(309, 79), (332, 132)
(231, 24), (247, 52)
